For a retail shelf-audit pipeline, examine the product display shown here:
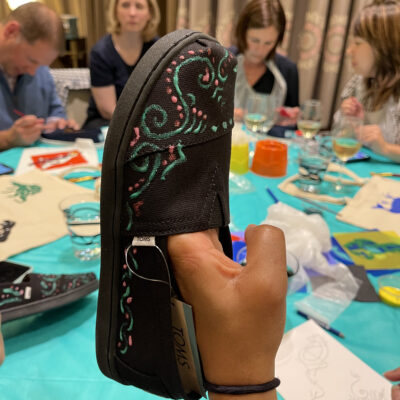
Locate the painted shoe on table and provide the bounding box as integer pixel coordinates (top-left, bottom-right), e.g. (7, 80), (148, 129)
(96, 29), (237, 399)
(0, 272), (98, 322)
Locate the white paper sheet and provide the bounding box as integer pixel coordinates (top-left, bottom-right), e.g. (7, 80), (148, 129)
(276, 320), (392, 400)
(16, 140), (98, 175)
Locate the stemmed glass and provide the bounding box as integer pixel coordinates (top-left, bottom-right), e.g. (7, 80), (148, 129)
(297, 99), (322, 140)
(332, 115), (363, 192)
(244, 93), (277, 139)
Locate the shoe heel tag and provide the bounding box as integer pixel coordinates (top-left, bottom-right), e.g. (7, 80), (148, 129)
(132, 236), (156, 247)
(171, 298), (206, 398)
(24, 286), (31, 299)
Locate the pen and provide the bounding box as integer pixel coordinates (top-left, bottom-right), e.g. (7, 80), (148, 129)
(13, 109), (25, 117)
(266, 187), (279, 203)
(296, 310), (345, 338)
(297, 197), (338, 215)
(67, 176), (99, 183)
(370, 172), (400, 177)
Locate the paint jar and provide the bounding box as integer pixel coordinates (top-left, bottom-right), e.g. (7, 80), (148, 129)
(251, 139), (287, 177)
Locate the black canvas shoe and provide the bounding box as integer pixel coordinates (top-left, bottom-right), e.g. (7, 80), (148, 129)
(96, 29), (237, 399)
(0, 272), (98, 322)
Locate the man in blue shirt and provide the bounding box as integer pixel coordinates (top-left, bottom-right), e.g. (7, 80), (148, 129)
(0, 2), (77, 150)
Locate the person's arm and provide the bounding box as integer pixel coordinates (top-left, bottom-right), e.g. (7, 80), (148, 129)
(168, 224), (287, 400)
(89, 42), (118, 121)
(0, 116), (45, 150)
(91, 85), (117, 120)
(359, 124), (400, 163)
(46, 69), (79, 130)
(384, 367), (400, 400)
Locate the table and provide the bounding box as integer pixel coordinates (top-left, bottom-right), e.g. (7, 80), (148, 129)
(0, 141), (399, 400)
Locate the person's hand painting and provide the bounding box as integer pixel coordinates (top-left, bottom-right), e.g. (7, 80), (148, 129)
(168, 224), (287, 399)
(9, 115), (45, 147)
(340, 97), (364, 120)
(358, 124), (387, 154)
(384, 367), (400, 400)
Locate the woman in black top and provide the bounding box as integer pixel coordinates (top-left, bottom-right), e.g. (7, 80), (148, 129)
(84, 0), (160, 128)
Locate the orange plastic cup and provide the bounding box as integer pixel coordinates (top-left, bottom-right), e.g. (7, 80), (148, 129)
(251, 139), (287, 177)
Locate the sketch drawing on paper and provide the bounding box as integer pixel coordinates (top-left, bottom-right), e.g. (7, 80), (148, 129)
(298, 334), (329, 399)
(349, 371), (387, 400)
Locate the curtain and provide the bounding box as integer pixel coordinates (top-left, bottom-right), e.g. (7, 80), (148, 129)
(176, 0), (370, 128)
(44, 0), (108, 59)
(0, 1), (11, 20)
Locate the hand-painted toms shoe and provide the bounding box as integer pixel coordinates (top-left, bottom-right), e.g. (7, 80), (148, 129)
(96, 29), (237, 399)
(0, 272), (98, 322)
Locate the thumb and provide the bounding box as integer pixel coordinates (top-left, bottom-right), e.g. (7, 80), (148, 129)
(392, 385), (400, 400)
(244, 224), (286, 276)
(384, 367), (400, 382)
(242, 224), (287, 296)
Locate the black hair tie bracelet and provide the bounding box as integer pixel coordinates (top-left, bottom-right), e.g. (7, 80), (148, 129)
(204, 377), (280, 395)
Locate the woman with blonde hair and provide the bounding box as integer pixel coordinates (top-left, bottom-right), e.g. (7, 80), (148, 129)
(84, 0), (160, 128)
(339, 0), (400, 162)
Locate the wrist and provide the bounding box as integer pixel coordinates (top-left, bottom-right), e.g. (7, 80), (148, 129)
(208, 390), (277, 400)
(0, 128), (17, 150)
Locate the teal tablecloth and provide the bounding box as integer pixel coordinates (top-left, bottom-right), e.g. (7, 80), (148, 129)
(0, 142), (399, 400)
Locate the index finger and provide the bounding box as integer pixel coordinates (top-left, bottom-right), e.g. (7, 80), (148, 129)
(16, 115), (44, 126)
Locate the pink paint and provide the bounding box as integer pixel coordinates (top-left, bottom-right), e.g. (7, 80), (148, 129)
(130, 127), (140, 147)
(166, 68), (172, 74)
(179, 113), (184, 119)
(215, 79), (219, 86)
(188, 50), (195, 55)
(197, 110), (203, 117)
(166, 87), (172, 94)
(128, 186), (133, 191)
(179, 55), (185, 60)
(174, 120), (181, 127)
(129, 336), (133, 346)
(123, 281), (126, 287)
(123, 264), (127, 269)
(202, 67), (210, 82)
(125, 313), (129, 319)
(127, 297), (132, 304)
(172, 60), (177, 65)
(203, 114), (207, 120)
(177, 105), (182, 111)
(133, 201), (144, 217)
(133, 248), (137, 254)
(171, 96), (178, 103)
(162, 160), (168, 166)
(192, 107), (197, 114)
(165, 77), (171, 83)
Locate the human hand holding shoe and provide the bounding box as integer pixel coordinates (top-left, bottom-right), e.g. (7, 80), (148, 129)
(384, 367), (400, 400)
(168, 224), (287, 399)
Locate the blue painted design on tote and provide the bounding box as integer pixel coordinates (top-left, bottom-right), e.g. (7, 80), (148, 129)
(374, 194), (400, 213)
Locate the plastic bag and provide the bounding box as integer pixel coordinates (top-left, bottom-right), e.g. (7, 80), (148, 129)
(262, 202), (360, 323)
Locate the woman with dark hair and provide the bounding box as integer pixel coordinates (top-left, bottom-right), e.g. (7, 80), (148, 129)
(232, 0), (299, 122)
(84, 0), (160, 128)
(338, 0), (400, 162)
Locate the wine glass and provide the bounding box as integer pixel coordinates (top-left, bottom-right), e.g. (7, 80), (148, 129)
(244, 93), (277, 139)
(297, 99), (322, 139)
(332, 115), (363, 192)
(297, 136), (333, 194)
